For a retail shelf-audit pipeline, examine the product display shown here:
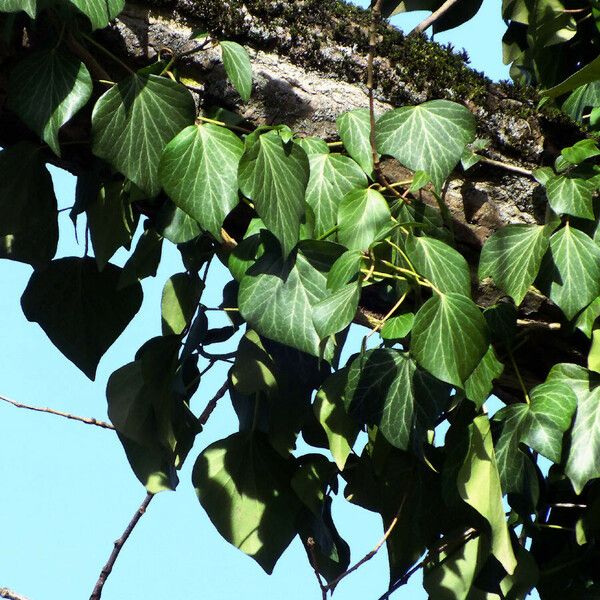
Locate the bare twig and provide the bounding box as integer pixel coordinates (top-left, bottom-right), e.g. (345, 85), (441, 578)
(0, 395), (114, 430)
(306, 537), (328, 600)
(477, 156), (534, 178)
(89, 493), (155, 600)
(325, 495), (406, 591)
(198, 380), (229, 426)
(0, 588), (31, 600)
(410, 0), (461, 35)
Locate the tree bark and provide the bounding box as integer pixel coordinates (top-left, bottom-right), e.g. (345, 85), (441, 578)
(0, 0), (589, 400)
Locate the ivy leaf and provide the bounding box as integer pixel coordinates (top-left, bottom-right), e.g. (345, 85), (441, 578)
(312, 283), (360, 339)
(220, 41), (252, 102)
(305, 153), (367, 238)
(375, 100), (476, 191)
(21, 257), (143, 380)
(337, 188), (391, 251)
(0, 142), (58, 266)
(576, 297), (600, 338)
(193, 432), (301, 574)
(295, 137), (329, 155)
(92, 74), (196, 196)
(239, 241), (342, 361)
(155, 202), (202, 244)
(239, 131), (309, 257)
(313, 369), (359, 471)
(345, 349), (452, 452)
(589, 330), (600, 374)
(159, 124), (244, 239)
(411, 293), (488, 388)
(545, 175), (595, 220)
(457, 415), (517, 575)
(87, 181), (138, 270)
(547, 364), (600, 494)
(381, 313), (415, 341)
(538, 224), (600, 320)
(65, 0), (125, 29)
(8, 49), (92, 156)
(479, 224), (552, 306)
(405, 235), (471, 296)
(118, 229), (163, 289)
(161, 272), (203, 336)
(544, 54), (600, 98)
(0, 0), (38, 17)
(464, 345), (504, 409)
(336, 108), (374, 176)
(523, 381), (577, 464)
(327, 249), (362, 291)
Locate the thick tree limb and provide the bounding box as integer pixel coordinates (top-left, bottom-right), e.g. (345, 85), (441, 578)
(410, 0), (462, 35)
(0, 589), (31, 600)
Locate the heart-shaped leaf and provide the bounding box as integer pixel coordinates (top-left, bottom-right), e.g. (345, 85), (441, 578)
(193, 432), (301, 574)
(411, 292), (488, 387)
(21, 257), (143, 380)
(305, 153), (367, 238)
(159, 123), (244, 239)
(92, 74), (195, 196)
(336, 108), (374, 176)
(376, 100), (476, 191)
(66, 0), (125, 29)
(545, 174), (595, 220)
(239, 131), (309, 257)
(8, 49), (92, 155)
(479, 224), (552, 305)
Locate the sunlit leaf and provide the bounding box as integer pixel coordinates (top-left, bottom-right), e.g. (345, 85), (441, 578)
(220, 41), (252, 101)
(336, 108), (374, 176)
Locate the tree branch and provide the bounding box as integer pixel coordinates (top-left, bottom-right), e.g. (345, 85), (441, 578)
(89, 492), (155, 600)
(0, 395), (115, 430)
(410, 0), (462, 35)
(0, 588), (31, 600)
(306, 537), (328, 600)
(198, 380), (229, 426)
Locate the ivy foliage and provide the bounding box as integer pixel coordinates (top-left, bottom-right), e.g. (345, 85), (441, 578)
(3, 0), (600, 598)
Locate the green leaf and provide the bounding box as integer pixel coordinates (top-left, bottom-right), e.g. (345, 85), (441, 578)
(220, 41), (252, 101)
(0, 0), (38, 18)
(107, 338), (198, 492)
(411, 293), (488, 387)
(457, 415), (517, 575)
(161, 272), (203, 335)
(344, 349), (452, 452)
(545, 175), (595, 220)
(66, 0), (125, 29)
(21, 257), (143, 380)
(87, 181), (138, 270)
(381, 313), (415, 340)
(312, 283), (360, 339)
(405, 235), (471, 296)
(523, 380), (577, 463)
(159, 123), (244, 239)
(238, 241), (341, 361)
(0, 142), (58, 266)
(155, 202), (202, 244)
(326, 249), (362, 291)
(193, 432), (301, 573)
(118, 228), (163, 289)
(560, 139), (600, 166)
(92, 74), (195, 196)
(576, 297), (600, 338)
(375, 100), (476, 191)
(295, 137), (329, 156)
(305, 153), (367, 238)
(313, 369), (359, 471)
(336, 108), (374, 176)
(479, 224), (552, 305)
(464, 345), (504, 409)
(543, 54), (600, 98)
(337, 188), (391, 251)
(238, 131), (309, 257)
(538, 224), (600, 320)
(8, 49), (92, 155)
(547, 363), (600, 493)
(589, 329), (600, 374)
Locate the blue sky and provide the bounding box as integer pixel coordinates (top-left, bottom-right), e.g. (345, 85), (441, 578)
(0, 3), (510, 600)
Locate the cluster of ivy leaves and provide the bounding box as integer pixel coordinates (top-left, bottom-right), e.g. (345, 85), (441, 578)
(3, 0), (600, 598)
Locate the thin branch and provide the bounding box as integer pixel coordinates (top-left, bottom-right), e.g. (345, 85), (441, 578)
(81, 33), (135, 75)
(89, 493), (155, 600)
(66, 33), (111, 82)
(0, 588), (31, 600)
(410, 0), (462, 35)
(477, 156), (534, 178)
(0, 395), (114, 430)
(198, 380), (229, 426)
(325, 495), (406, 591)
(306, 537), (328, 600)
